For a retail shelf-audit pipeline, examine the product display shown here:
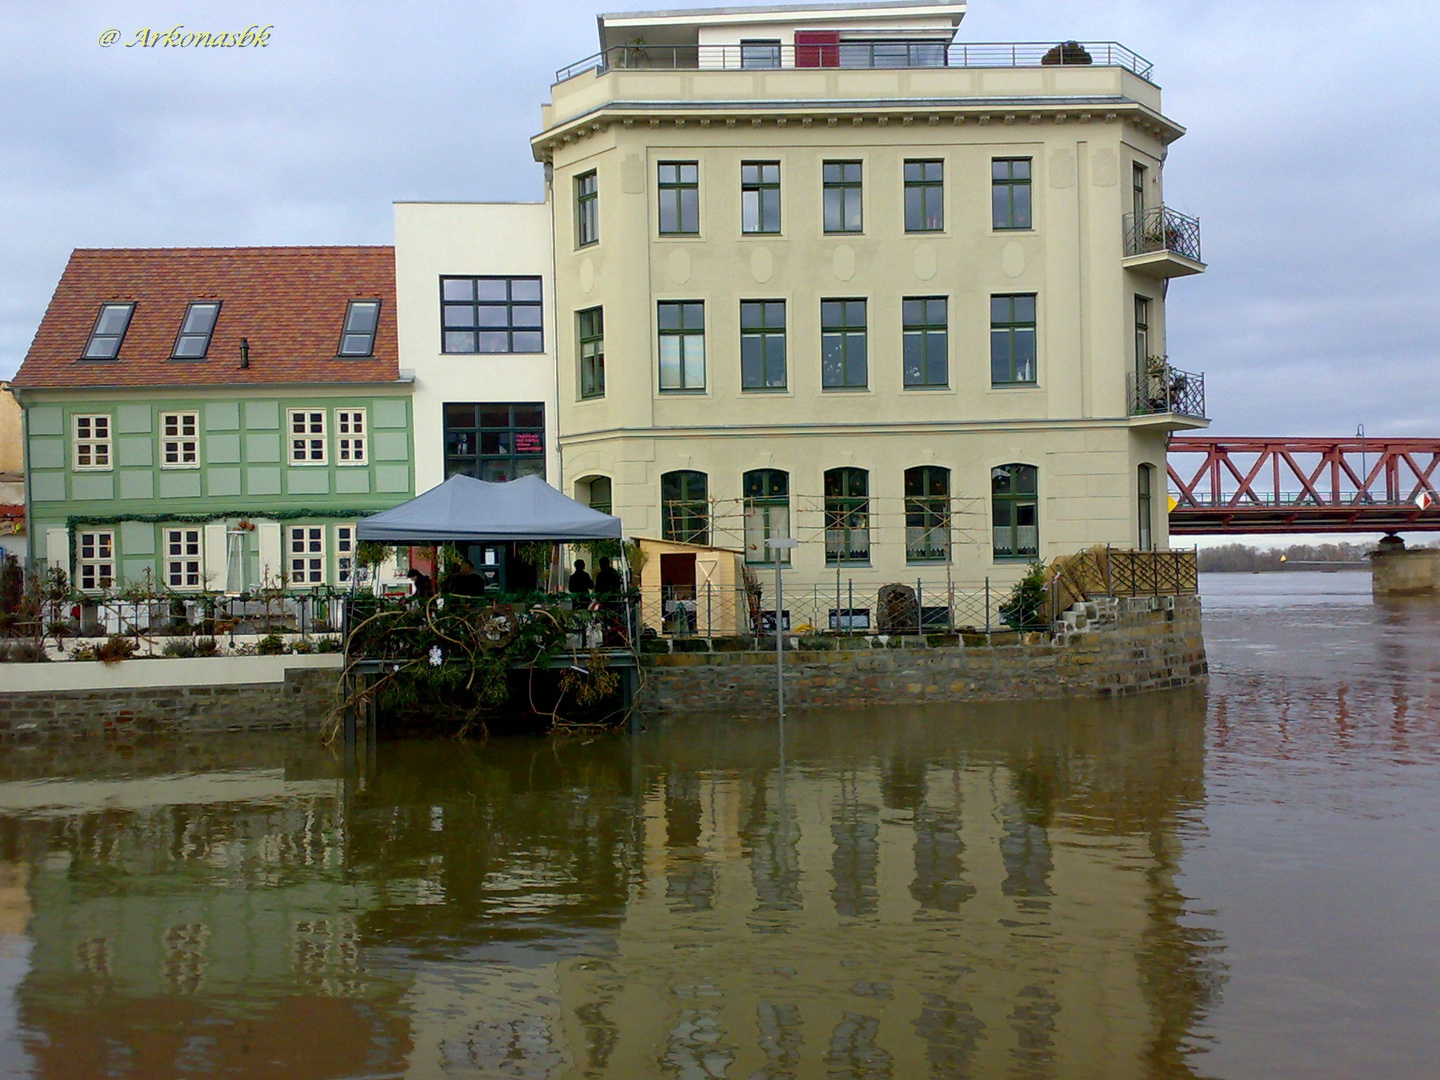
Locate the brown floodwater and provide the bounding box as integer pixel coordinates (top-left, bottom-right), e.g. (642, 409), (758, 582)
(0, 570), (1436, 1079)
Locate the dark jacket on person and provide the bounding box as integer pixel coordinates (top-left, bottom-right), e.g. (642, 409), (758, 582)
(594, 564), (624, 594)
(569, 568), (594, 594)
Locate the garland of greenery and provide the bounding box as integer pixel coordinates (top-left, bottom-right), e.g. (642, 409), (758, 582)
(67, 508), (382, 529)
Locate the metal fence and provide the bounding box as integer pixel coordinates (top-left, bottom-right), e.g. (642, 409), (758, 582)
(1128, 363), (1206, 419)
(557, 40), (1154, 83)
(1123, 205), (1202, 263)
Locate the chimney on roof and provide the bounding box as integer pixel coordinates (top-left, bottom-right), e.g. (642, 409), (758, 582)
(240, 338), (250, 369)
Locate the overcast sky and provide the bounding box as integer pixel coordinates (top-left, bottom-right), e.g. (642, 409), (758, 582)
(4, 0), (1439, 441)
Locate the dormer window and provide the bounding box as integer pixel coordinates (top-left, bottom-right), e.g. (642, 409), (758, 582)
(172, 302), (221, 359)
(338, 300), (381, 357)
(82, 303), (134, 360)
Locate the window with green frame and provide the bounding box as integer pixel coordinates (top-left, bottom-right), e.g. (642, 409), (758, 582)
(902, 296), (947, 387)
(821, 299), (867, 389)
(658, 162), (699, 235)
(741, 162), (781, 234)
(990, 294), (1036, 385)
(991, 157), (1032, 230)
(822, 161), (863, 233)
(904, 159), (944, 232)
(905, 466), (950, 562)
(743, 469), (790, 564)
(661, 470), (709, 545)
(578, 307), (604, 399)
(576, 170), (599, 247)
(992, 463), (1038, 560)
(658, 301), (705, 391)
(740, 300), (786, 390)
(824, 467), (870, 564)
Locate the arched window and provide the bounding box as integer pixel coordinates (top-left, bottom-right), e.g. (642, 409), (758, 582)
(578, 475), (612, 517)
(661, 470), (709, 545)
(904, 466), (950, 563)
(743, 469), (790, 564)
(1137, 464), (1154, 551)
(824, 467), (870, 564)
(992, 463), (1038, 560)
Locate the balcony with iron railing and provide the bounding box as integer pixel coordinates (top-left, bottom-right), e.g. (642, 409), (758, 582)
(1128, 360), (1206, 425)
(1122, 205), (1204, 278)
(556, 40), (1156, 82)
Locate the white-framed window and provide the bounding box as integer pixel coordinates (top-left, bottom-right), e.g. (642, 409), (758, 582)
(73, 415), (112, 470)
(77, 531), (115, 591)
(335, 524), (356, 585)
(160, 411), (200, 468)
(164, 528), (203, 589)
(335, 410), (367, 465)
(288, 410), (326, 465)
(287, 526), (325, 586)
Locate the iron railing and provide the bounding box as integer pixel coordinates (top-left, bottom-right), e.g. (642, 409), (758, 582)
(1128, 363), (1206, 419)
(1123, 205), (1202, 263)
(556, 40), (1154, 84)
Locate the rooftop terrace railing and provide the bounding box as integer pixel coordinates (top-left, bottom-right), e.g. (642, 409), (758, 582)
(555, 40), (1154, 85)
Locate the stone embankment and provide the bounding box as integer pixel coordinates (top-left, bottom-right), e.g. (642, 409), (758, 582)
(641, 595), (1205, 715)
(0, 655), (340, 739)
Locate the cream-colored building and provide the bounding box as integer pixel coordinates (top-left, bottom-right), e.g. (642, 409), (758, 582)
(527, 0), (1206, 611)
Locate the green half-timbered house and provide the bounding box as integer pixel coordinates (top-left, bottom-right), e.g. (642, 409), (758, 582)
(12, 246), (413, 593)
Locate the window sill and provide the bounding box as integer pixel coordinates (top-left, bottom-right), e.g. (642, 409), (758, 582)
(289, 461), (329, 468)
(992, 227), (1036, 234)
(657, 388), (708, 395)
(906, 558), (951, 565)
(741, 386), (790, 394)
(990, 381), (1040, 390)
(993, 556), (1039, 564)
(904, 229), (947, 236)
(822, 386), (870, 393)
(825, 561), (872, 568)
(75, 357), (119, 364)
(576, 240), (599, 251)
(903, 384), (952, 392)
(159, 465), (202, 471)
(336, 462), (368, 468)
(72, 466), (114, 473)
(656, 233), (702, 241)
(822, 231), (865, 238)
(578, 394), (606, 402)
(441, 349), (548, 356)
(739, 232), (784, 240)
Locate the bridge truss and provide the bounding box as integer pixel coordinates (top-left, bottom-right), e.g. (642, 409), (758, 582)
(1167, 437), (1440, 534)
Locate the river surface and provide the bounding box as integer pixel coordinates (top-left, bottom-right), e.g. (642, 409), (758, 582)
(0, 570), (1437, 1079)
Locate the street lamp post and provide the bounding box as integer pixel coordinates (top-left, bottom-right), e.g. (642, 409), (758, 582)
(766, 538), (799, 713)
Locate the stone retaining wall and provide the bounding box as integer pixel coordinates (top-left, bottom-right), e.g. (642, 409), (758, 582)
(641, 595), (1206, 715)
(0, 658), (341, 739)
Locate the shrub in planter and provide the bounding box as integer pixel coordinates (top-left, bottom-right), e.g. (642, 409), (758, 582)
(998, 562), (1051, 630)
(162, 638), (198, 658)
(193, 637), (221, 657)
(0, 641), (50, 663)
(255, 633), (288, 656)
(80, 620), (106, 639)
(95, 635), (139, 664)
(314, 636), (343, 653)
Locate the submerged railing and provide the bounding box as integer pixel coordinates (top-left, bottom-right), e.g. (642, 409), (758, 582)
(556, 40), (1154, 83)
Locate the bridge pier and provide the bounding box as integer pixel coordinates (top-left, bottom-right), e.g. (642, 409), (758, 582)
(1371, 536), (1440, 597)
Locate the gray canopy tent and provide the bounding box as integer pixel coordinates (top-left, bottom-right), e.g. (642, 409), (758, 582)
(356, 474), (622, 543)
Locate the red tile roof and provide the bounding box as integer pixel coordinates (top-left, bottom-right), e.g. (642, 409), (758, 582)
(13, 247), (400, 389)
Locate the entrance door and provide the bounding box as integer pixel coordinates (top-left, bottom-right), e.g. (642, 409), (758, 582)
(660, 553), (698, 634)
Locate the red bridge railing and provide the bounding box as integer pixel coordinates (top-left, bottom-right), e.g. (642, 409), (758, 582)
(1167, 437), (1440, 534)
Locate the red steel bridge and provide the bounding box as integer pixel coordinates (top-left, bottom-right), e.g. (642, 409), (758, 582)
(1168, 437), (1440, 535)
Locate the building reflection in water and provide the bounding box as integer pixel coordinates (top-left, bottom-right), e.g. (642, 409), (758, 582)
(0, 692), (1222, 1079)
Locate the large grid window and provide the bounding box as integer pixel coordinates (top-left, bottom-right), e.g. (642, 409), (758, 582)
(992, 158), (1032, 230)
(740, 300), (786, 390)
(658, 162), (699, 235)
(578, 307), (605, 399)
(160, 411), (199, 468)
(338, 300), (380, 357)
(172, 302), (221, 359)
(905, 466), (950, 563)
(336, 524), (356, 584)
(823, 161), (863, 233)
(73, 414), (111, 470)
(83, 303), (134, 360)
(744, 469), (790, 565)
(661, 470), (709, 545)
(992, 464), (1039, 560)
(990, 294), (1037, 385)
(288, 526), (325, 586)
(77, 531), (115, 592)
(336, 409), (367, 465)
(821, 299), (867, 389)
(288, 410), (327, 464)
(903, 297), (948, 387)
(904, 160), (944, 232)
(165, 528), (203, 589)
(576, 170), (599, 247)
(658, 301), (706, 391)
(741, 162), (781, 234)
(824, 467), (870, 564)
(443, 403), (545, 482)
(741, 39), (782, 68)
(441, 277), (543, 354)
